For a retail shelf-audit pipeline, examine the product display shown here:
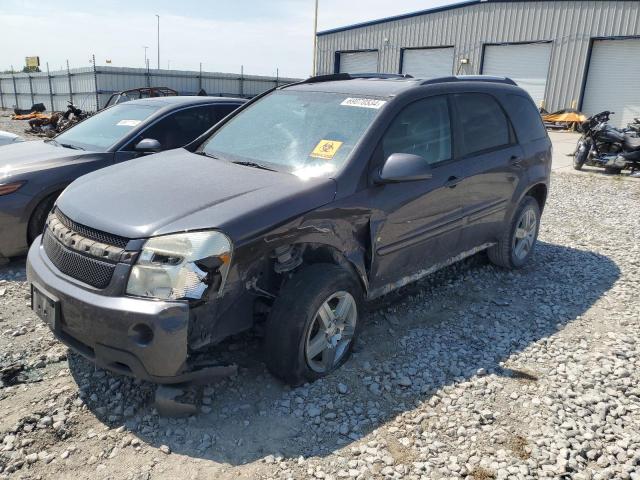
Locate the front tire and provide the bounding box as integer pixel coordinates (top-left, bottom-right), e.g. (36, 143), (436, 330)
(573, 139), (589, 170)
(488, 196), (541, 269)
(27, 194), (58, 245)
(264, 264), (363, 386)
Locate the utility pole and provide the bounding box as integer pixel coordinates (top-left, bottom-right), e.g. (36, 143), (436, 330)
(143, 46), (148, 68)
(312, 0), (319, 75)
(156, 14), (160, 69)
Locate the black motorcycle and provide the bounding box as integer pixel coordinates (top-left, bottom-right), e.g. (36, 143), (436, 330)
(573, 111), (640, 174)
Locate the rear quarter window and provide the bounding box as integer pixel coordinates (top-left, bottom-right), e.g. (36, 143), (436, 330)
(504, 94), (547, 143)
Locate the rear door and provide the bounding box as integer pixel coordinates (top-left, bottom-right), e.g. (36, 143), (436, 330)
(368, 95), (466, 293)
(451, 92), (525, 251)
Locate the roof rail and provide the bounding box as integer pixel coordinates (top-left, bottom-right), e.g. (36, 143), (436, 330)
(301, 72), (413, 84)
(350, 73), (413, 79)
(420, 75), (518, 86)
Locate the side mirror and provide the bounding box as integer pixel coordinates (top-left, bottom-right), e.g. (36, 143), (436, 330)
(134, 138), (162, 154)
(377, 153), (433, 183)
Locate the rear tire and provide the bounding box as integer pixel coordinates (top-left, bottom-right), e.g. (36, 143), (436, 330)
(27, 194), (58, 244)
(264, 264), (363, 386)
(488, 196), (541, 269)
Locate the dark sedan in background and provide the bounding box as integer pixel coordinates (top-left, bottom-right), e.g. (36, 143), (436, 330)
(0, 96), (245, 262)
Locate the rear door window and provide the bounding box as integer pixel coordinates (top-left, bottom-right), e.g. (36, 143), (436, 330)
(381, 95), (452, 165)
(453, 93), (511, 157)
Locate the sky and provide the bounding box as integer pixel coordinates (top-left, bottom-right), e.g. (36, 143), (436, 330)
(0, 0), (457, 78)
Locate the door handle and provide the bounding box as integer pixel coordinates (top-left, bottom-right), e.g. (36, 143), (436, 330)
(510, 155), (523, 167)
(444, 176), (461, 188)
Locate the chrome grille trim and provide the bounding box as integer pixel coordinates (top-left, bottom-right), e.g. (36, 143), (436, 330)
(42, 210), (131, 289)
(54, 208), (129, 249)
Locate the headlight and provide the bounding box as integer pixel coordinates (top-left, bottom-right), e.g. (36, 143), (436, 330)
(126, 231), (232, 300)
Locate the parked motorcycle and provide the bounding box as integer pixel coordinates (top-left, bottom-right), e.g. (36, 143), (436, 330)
(27, 102), (91, 137)
(56, 102), (90, 133)
(573, 111), (640, 174)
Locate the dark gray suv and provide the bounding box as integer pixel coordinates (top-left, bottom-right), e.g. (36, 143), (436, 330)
(27, 74), (551, 386)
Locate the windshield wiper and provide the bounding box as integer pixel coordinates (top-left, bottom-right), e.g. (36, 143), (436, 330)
(60, 143), (85, 150)
(231, 161), (277, 172)
(195, 151), (277, 172)
(195, 151), (219, 159)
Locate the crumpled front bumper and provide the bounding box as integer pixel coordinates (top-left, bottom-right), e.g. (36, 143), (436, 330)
(26, 236), (195, 383)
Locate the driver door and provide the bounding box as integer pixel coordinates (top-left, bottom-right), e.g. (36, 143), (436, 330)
(368, 95), (466, 293)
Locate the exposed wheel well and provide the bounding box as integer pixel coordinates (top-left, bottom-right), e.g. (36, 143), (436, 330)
(271, 243), (367, 293)
(525, 183), (547, 212)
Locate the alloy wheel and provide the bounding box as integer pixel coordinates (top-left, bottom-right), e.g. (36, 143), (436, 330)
(512, 207), (538, 261)
(305, 291), (357, 373)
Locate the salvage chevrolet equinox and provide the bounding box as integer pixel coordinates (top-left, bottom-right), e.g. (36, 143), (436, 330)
(27, 74), (551, 386)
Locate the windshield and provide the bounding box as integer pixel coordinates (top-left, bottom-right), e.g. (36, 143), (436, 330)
(54, 103), (162, 152)
(200, 90), (385, 177)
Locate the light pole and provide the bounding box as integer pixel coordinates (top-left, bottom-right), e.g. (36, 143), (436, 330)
(143, 46), (148, 68)
(312, 0), (319, 75)
(156, 14), (160, 70)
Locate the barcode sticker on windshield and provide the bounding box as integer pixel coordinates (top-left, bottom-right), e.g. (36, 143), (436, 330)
(341, 97), (386, 109)
(116, 119), (142, 127)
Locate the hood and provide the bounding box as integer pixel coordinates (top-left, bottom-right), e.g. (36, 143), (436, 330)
(57, 149), (337, 241)
(0, 130), (25, 146)
(0, 140), (95, 181)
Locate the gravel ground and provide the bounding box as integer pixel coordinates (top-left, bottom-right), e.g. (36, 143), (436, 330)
(1, 170), (639, 480)
(0, 109), (44, 141)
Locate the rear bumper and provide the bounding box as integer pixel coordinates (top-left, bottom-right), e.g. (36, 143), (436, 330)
(26, 237), (202, 383)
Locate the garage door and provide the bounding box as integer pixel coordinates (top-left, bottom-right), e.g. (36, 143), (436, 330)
(482, 43), (552, 107)
(401, 47), (454, 79)
(338, 51), (378, 74)
(582, 39), (640, 128)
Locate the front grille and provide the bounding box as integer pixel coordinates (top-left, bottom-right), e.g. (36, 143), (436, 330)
(55, 208), (129, 249)
(43, 229), (116, 289)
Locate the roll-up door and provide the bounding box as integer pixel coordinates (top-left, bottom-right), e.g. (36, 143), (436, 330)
(401, 47), (454, 79)
(582, 39), (640, 128)
(482, 43), (552, 107)
(338, 51), (378, 74)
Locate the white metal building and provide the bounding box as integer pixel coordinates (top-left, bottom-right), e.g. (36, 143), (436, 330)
(316, 0), (640, 127)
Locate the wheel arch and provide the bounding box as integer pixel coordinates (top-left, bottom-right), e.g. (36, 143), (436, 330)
(524, 182), (548, 213)
(25, 187), (65, 243)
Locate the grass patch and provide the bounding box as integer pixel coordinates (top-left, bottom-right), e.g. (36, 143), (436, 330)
(508, 434), (530, 460)
(470, 466), (495, 480)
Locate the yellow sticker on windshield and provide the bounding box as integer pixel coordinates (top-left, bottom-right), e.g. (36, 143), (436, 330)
(310, 140), (343, 160)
